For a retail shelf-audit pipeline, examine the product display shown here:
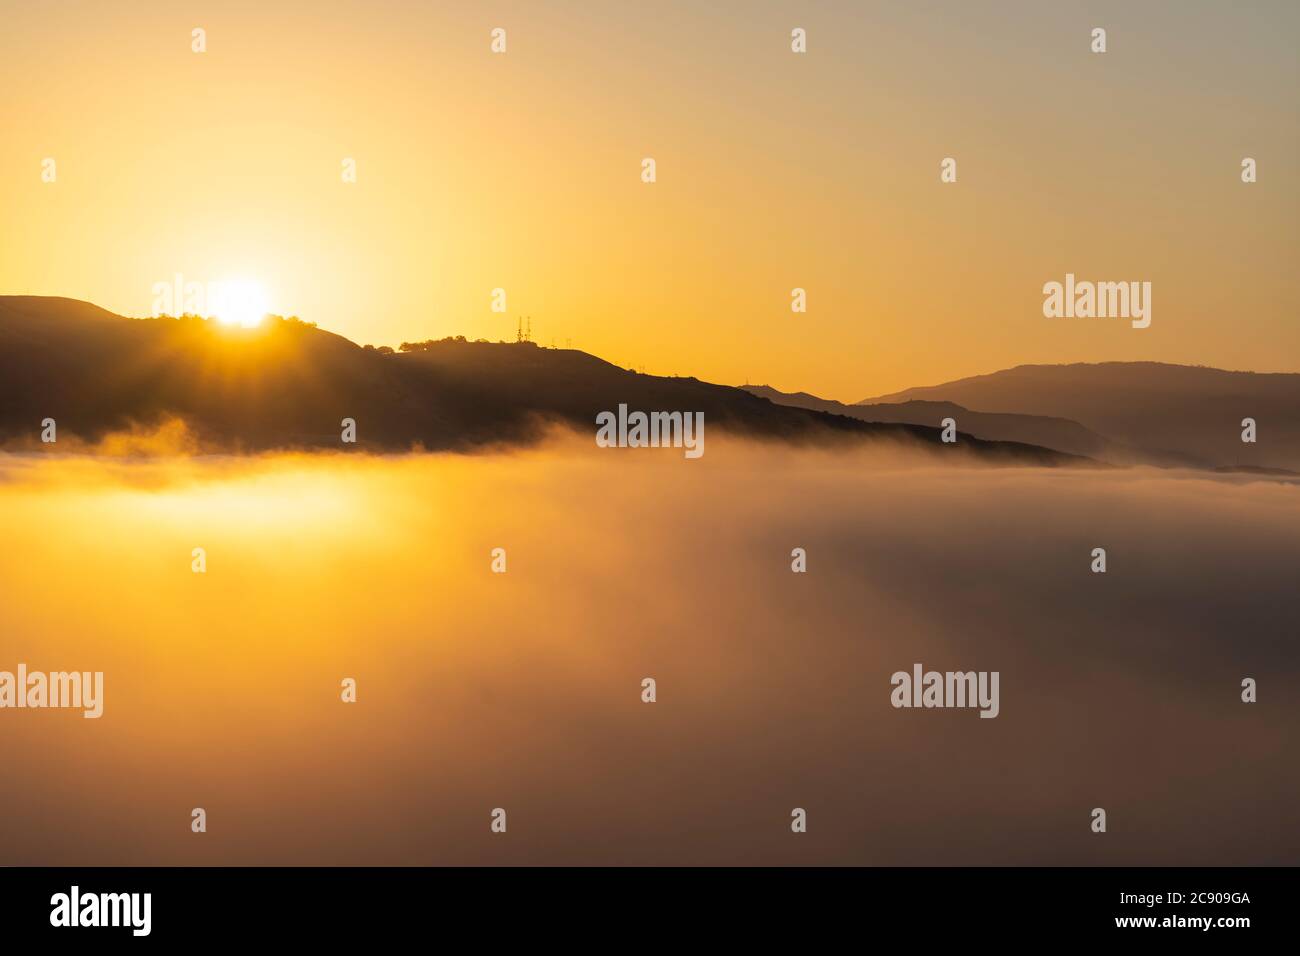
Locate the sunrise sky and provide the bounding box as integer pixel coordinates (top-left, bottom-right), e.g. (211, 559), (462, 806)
(1, 0), (1296, 399)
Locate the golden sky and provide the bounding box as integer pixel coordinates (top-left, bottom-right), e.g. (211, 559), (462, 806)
(2, 0), (1296, 399)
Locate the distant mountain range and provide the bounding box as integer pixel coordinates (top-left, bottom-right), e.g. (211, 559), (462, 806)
(0, 296), (1075, 464)
(862, 363), (1300, 471)
(746, 362), (1300, 473)
(743, 385), (1127, 463)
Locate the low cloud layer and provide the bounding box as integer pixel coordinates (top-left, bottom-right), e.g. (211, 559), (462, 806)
(1, 435), (1296, 864)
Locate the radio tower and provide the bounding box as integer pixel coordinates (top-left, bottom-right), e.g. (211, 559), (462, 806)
(516, 317), (524, 343)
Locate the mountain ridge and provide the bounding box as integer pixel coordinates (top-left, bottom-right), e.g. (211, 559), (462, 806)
(849, 361), (1300, 471)
(0, 296), (1083, 464)
(742, 384), (1153, 464)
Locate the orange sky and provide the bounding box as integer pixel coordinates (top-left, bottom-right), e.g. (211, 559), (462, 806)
(1, 0), (1296, 400)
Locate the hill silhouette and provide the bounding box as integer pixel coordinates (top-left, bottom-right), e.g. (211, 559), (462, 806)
(743, 383), (1207, 468)
(0, 296), (1081, 463)
(856, 362), (1300, 472)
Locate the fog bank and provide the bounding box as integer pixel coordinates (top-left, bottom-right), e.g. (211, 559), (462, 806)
(1, 437), (1296, 864)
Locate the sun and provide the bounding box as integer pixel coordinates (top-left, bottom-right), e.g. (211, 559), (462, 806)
(213, 278), (270, 328)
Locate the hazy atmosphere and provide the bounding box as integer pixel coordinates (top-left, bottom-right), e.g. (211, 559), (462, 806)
(2, 436), (1295, 865)
(2, 0), (1296, 894)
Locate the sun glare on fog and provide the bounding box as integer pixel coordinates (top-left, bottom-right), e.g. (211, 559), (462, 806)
(0, 444), (1297, 865)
